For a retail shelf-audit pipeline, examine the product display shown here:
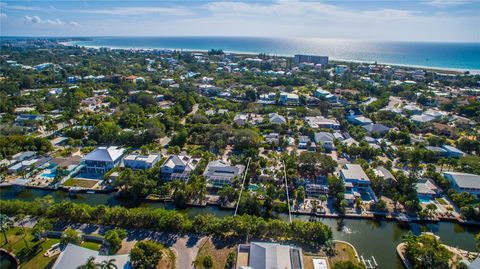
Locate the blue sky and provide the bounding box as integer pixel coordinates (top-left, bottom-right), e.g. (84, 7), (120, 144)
(0, 0), (479, 42)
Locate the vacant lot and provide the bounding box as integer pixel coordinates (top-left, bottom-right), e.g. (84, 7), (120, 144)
(62, 178), (99, 188)
(303, 241), (359, 269)
(194, 237), (237, 269)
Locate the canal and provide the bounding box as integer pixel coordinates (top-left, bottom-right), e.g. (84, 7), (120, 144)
(1, 186), (478, 269)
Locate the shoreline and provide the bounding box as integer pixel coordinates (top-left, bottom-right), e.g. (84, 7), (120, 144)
(2, 184), (480, 227)
(61, 40), (480, 74)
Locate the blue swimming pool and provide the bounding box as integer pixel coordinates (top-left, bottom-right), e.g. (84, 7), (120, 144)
(40, 173), (56, 178)
(418, 196), (432, 203)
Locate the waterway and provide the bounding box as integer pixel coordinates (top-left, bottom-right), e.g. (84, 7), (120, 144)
(1, 186), (478, 269)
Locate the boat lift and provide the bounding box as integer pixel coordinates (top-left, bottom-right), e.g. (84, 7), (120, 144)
(361, 255), (378, 269)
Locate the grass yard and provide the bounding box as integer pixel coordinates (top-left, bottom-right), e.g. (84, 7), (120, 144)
(303, 241), (360, 269)
(0, 227), (60, 269)
(436, 198), (448, 205)
(80, 241), (101, 251)
(62, 178), (99, 188)
(194, 237), (237, 269)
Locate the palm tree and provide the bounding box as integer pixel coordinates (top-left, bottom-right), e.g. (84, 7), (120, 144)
(0, 214), (13, 244)
(100, 259), (117, 269)
(77, 257), (99, 269)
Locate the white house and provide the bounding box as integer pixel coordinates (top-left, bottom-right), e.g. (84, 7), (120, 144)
(123, 153), (161, 170)
(204, 160), (245, 187)
(314, 132), (335, 151)
(305, 116), (340, 129)
(269, 113), (287, 124)
(160, 155), (200, 181)
(82, 146), (125, 174)
(340, 164), (370, 190)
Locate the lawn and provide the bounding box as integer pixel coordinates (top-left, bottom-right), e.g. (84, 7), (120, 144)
(194, 237), (237, 269)
(303, 241), (360, 269)
(80, 241), (101, 251)
(436, 198), (448, 205)
(62, 178), (99, 188)
(0, 227), (60, 269)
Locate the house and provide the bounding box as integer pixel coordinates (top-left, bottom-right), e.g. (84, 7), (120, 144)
(305, 116), (340, 129)
(279, 92), (299, 105)
(411, 114), (435, 125)
(347, 115), (373, 126)
(314, 132), (335, 151)
(403, 104), (423, 115)
(443, 172), (480, 199)
(204, 160), (245, 187)
(269, 113), (287, 124)
(314, 88), (337, 103)
(15, 114), (45, 124)
(362, 123), (390, 135)
(264, 133), (280, 145)
(52, 243), (130, 269)
(374, 166), (396, 183)
(441, 145), (465, 158)
(160, 155), (200, 181)
(298, 136), (316, 151)
(12, 151), (36, 162)
(340, 164), (370, 190)
(123, 153), (161, 170)
(425, 146), (448, 158)
(305, 183), (329, 198)
(259, 92), (277, 104)
(424, 109), (447, 119)
(82, 146), (125, 174)
(236, 242), (304, 269)
(234, 114), (248, 126)
(416, 178), (441, 199)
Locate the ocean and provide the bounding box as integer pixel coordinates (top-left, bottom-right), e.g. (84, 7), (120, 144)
(70, 36), (480, 71)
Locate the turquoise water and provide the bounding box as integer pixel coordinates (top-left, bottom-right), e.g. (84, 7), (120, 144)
(419, 196), (433, 203)
(40, 173), (56, 178)
(71, 37), (480, 71)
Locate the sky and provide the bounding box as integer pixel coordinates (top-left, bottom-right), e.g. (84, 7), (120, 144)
(0, 0), (479, 42)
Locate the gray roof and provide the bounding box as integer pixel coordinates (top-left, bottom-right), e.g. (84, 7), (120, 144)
(52, 243), (131, 269)
(83, 147), (125, 162)
(204, 160), (245, 179)
(374, 166), (396, 181)
(362, 123), (390, 134)
(314, 132), (334, 143)
(442, 145), (464, 155)
(249, 242), (298, 269)
(444, 172), (480, 189)
(425, 146), (447, 153)
(341, 164), (370, 182)
(416, 178), (439, 195)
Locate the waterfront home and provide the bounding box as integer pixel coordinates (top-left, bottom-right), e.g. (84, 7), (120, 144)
(52, 243), (130, 269)
(269, 113), (287, 124)
(305, 116), (340, 130)
(443, 172), (480, 199)
(305, 183), (329, 198)
(314, 132), (335, 151)
(15, 114), (45, 124)
(160, 155), (200, 181)
(236, 242), (304, 269)
(425, 146), (448, 158)
(362, 123), (390, 135)
(340, 164), (370, 190)
(82, 146), (125, 174)
(123, 153), (161, 170)
(416, 178), (441, 200)
(279, 92), (299, 105)
(203, 160), (245, 187)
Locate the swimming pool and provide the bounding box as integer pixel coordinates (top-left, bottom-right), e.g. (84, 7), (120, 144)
(418, 196), (433, 203)
(40, 173), (56, 178)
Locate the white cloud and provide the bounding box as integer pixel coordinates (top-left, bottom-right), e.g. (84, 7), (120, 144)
(83, 7), (192, 16)
(425, 0), (471, 8)
(22, 15), (80, 27)
(0, 13), (7, 19)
